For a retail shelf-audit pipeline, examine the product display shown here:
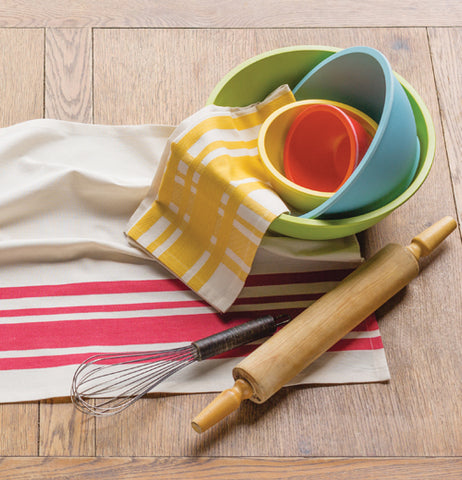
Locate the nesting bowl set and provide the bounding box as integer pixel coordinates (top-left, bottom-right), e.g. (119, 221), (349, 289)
(207, 46), (435, 240)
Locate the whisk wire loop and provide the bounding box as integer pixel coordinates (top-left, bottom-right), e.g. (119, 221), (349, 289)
(71, 346), (196, 416)
(71, 314), (290, 416)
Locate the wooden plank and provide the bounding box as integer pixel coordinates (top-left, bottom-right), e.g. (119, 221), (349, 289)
(93, 29), (215, 125)
(0, 457), (461, 480)
(39, 397), (95, 457)
(45, 28), (92, 122)
(0, 28), (44, 126)
(39, 28), (95, 456)
(0, 403), (38, 456)
(428, 27), (462, 226)
(0, 28), (44, 456)
(92, 27), (462, 456)
(0, 1), (462, 28)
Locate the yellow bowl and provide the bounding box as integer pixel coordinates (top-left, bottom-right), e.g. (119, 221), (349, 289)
(258, 99), (378, 212)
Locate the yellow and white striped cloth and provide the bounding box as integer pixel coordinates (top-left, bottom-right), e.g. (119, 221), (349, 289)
(126, 85), (295, 312)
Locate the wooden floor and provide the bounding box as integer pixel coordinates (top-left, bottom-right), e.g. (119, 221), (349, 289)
(0, 1), (461, 478)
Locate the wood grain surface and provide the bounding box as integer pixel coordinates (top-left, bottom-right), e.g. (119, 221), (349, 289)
(0, 457), (462, 480)
(0, 3), (461, 479)
(428, 27), (462, 227)
(45, 28), (92, 123)
(0, 1), (461, 28)
(0, 29), (43, 126)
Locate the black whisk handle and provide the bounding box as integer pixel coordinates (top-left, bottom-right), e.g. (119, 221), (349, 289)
(192, 314), (290, 361)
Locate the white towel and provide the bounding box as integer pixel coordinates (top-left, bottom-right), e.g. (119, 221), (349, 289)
(0, 118), (389, 402)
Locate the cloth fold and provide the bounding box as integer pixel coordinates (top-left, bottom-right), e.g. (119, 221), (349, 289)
(0, 117), (389, 402)
(126, 86), (295, 312)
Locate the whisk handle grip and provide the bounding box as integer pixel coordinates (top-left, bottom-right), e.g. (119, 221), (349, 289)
(192, 315), (282, 361)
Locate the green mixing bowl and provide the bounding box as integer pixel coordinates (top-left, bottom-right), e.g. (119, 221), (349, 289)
(207, 46), (435, 240)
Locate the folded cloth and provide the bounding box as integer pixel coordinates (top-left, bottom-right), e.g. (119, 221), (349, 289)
(0, 118), (389, 402)
(126, 85), (295, 312)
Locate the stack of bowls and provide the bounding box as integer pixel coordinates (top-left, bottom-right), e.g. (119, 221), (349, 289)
(207, 46), (434, 240)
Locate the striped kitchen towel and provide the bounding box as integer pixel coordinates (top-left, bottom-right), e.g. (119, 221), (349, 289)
(126, 85), (295, 312)
(0, 117), (389, 402)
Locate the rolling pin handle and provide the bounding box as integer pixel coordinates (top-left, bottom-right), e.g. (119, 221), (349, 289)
(191, 379), (253, 434)
(407, 216), (457, 259)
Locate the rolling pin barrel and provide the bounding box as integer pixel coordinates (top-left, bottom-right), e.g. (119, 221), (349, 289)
(192, 216), (457, 433)
(233, 242), (419, 404)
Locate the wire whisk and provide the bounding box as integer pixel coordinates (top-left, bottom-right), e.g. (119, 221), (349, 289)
(70, 314), (290, 416)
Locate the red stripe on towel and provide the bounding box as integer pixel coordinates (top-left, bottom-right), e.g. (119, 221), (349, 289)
(0, 313), (253, 350)
(0, 279), (188, 300)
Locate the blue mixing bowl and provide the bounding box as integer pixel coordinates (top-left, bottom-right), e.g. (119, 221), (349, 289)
(293, 46), (420, 219)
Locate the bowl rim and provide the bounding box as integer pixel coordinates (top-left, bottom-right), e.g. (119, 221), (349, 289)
(207, 45), (341, 105)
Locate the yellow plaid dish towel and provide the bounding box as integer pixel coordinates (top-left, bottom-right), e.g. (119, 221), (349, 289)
(126, 85), (295, 312)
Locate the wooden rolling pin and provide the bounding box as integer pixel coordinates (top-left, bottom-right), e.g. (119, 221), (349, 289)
(192, 216), (457, 433)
